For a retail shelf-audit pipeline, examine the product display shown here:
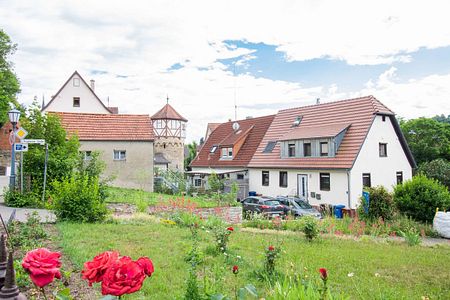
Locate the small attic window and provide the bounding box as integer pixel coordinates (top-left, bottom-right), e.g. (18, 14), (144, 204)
(292, 116), (302, 127)
(210, 145), (217, 153)
(73, 78), (80, 87)
(263, 141), (277, 153)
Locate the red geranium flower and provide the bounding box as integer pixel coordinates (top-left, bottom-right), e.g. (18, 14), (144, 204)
(319, 268), (328, 280)
(268, 245), (275, 251)
(101, 256), (154, 296)
(22, 248), (62, 288)
(227, 227), (234, 232)
(232, 265), (239, 274)
(82, 251), (120, 286)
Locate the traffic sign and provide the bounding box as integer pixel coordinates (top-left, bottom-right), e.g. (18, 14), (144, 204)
(15, 127), (28, 140)
(22, 139), (45, 145)
(14, 143), (28, 152)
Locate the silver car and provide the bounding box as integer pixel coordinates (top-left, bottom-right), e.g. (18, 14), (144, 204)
(276, 196), (322, 219)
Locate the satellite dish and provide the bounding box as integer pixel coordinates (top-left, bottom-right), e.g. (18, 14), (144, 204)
(232, 122), (240, 131)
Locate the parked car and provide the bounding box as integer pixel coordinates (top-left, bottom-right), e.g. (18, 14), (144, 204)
(275, 196), (322, 219)
(241, 196), (285, 219)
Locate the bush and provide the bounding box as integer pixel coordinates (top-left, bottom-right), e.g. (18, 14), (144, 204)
(50, 174), (108, 222)
(400, 227), (422, 246)
(394, 175), (450, 223)
(300, 216), (320, 241)
(4, 189), (41, 208)
(357, 186), (396, 220)
(418, 158), (450, 190)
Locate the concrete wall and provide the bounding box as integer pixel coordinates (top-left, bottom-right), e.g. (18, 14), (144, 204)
(154, 137), (184, 171)
(249, 168), (349, 207)
(350, 115), (412, 208)
(80, 140), (154, 191)
(43, 73), (110, 114)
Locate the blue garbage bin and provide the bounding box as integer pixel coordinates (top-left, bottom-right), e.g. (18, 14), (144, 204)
(334, 204), (346, 219)
(249, 191), (257, 196)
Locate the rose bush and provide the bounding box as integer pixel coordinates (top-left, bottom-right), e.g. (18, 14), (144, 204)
(22, 248), (62, 288)
(82, 251), (120, 286)
(101, 256), (154, 296)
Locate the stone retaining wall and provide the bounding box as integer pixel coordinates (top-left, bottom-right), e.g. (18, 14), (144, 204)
(193, 206), (242, 224)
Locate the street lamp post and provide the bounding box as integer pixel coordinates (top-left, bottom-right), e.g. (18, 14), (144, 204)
(8, 109), (21, 190)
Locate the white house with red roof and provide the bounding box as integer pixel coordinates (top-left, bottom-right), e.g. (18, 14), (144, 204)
(42, 71), (118, 114)
(247, 96), (415, 209)
(44, 71), (154, 191)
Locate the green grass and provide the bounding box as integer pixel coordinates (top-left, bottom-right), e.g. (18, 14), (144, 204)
(105, 186), (221, 208)
(57, 220), (450, 300)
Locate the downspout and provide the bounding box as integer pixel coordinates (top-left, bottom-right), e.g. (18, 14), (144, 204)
(346, 169), (351, 208)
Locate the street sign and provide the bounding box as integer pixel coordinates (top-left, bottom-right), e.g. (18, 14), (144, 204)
(22, 139), (45, 145)
(14, 143), (28, 152)
(15, 127), (28, 140)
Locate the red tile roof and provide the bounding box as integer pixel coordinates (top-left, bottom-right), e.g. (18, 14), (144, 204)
(54, 112), (154, 141)
(280, 123), (350, 141)
(191, 115), (275, 168)
(151, 104), (187, 122)
(248, 96), (406, 169)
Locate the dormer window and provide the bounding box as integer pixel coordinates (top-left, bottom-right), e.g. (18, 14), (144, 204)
(288, 143), (296, 157)
(320, 142), (329, 156)
(303, 142), (311, 157)
(221, 147), (233, 159)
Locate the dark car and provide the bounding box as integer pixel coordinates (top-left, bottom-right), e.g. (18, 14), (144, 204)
(276, 196), (322, 219)
(241, 196), (285, 219)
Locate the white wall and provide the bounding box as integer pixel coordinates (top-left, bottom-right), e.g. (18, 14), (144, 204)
(43, 74), (111, 114)
(350, 115), (412, 208)
(248, 168), (349, 207)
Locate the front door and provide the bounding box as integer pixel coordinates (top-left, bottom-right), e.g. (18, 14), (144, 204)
(297, 174), (308, 201)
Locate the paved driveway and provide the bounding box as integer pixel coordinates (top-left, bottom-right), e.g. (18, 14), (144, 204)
(0, 204), (56, 223)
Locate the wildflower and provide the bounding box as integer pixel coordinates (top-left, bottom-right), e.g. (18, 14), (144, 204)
(227, 226), (234, 232)
(347, 272), (354, 277)
(232, 265), (239, 275)
(236, 255), (241, 259)
(375, 273), (380, 277)
(319, 268), (328, 281)
(268, 245), (275, 251)
(224, 252), (228, 256)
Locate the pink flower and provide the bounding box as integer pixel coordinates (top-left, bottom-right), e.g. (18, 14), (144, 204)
(22, 248), (62, 288)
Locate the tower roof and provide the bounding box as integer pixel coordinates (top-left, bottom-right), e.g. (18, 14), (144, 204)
(151, 103), (187, 122)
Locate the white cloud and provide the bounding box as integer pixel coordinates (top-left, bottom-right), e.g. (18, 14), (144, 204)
(1, 0), (449, 142)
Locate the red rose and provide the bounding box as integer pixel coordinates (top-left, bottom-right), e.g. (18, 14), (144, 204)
(227, 227), (234, 232)
(22, 248), (62, 288)
(82, 251), (119, 286)
(101, 256), (154, 296)
(268, 245), (275, 251)
(319, 268), (328, 280)
(136, 257), (154, 276)
(232, 265), (239, 274)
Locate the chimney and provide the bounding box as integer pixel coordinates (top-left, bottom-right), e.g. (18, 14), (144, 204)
(316, 98), (320, 105)
(246, 116), (253, 119)
(90, 79), (95, 91)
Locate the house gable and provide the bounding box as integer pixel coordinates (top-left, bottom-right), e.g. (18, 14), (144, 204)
(42, 71), (112, 114)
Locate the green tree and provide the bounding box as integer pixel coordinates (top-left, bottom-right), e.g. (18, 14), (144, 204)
(417, 159), (450, 190)
(0, 29), (20, 126)
(20, 102), (80, 195)
(184, 141), (198, 171)
(400, 117), (450, 164)
(433, 114), (450, 124)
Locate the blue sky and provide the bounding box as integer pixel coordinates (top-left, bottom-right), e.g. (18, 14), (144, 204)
(218, 41), (450, 92)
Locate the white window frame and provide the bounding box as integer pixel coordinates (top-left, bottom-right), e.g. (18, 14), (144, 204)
(113, 150), (126, 161)
(73, 78), (80, 87)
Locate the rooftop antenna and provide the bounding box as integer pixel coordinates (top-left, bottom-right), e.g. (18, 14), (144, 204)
(41, 94), (45, 109)
(107, 96), (110, 107)
(234, 61), (237, 121)
(166, 94), (169, 104)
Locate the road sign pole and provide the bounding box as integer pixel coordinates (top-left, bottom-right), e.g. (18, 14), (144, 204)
(42, 143), (49, 202)
(20, 152), (23, 193)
